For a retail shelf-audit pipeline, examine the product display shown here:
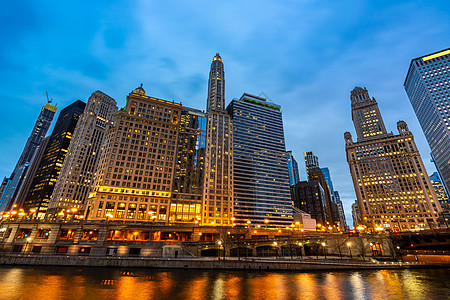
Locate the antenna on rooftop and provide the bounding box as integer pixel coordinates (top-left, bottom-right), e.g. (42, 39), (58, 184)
(258, 91), (272, 102)
(45, 91), (53, 104)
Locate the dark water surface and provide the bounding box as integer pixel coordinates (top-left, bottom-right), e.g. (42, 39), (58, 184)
(0, 266), (449, 300)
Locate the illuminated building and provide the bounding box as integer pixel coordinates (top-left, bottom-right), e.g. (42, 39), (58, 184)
(304, 152), (336, 225)
(351, 201), (360, 228)
(202, 53), (233, 226)
(404, 49), (450, 195)
(23, 100), (86, 218)
(169, 107), (206, 223)
(286, 150), (300, 186)
(0, 103), (56, 212)
(291, 181), (327, 225)
(86, 85), (181, 222)
(429, 172), (450, 220)
(227, 93), (293, 226)
(47, 91), (117, 217)
(345, 87), (442, 231)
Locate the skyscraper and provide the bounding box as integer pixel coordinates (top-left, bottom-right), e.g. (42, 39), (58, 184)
(286, 150), (300, 186)
(404, 49), (450, 195)
(291, 181), (327, 225)
(334, 191), (348, 231)
(202, 53), (233, 226)
(0, 103), (56, 212)
(429, 172), (450, 220)
(345, 87), (442, 232)
(321, 167), (335, 201)
(23, 100), (86, 218)
(304, 152), (336, 225)
(47, 91), (117, 217)
(227, 93), (293, 226)
(169, 107), (206, 223)
(85, 85), (181, 222)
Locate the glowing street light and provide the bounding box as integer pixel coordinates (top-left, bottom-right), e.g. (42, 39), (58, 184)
(347, 242), (352, 259)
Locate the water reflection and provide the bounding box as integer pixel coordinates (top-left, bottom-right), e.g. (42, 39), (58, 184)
(0, 266), (448, 300)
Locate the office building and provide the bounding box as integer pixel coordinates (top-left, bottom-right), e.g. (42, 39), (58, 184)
(304, 152), (336, 225)
(321, 167), (335, 201)
(351, 201), (360, 229)
(228, 93), (293, 226)
(345, 87), (442, 231)
(286, 150), (300, 186)
(47, 91), (117, 217)
(291, 181), (327, 225)
(0, 103), (56, 212)
(23, 100), (86, 218)
(429, 172), (450, 219)
(85, 85), (182, 222)
(202, 53), (234, 226)
(404, 49), (450, 196)
(334, 191), (348, 231)
(169, 107), (206, 223)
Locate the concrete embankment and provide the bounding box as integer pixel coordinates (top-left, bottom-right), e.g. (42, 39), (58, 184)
(1, 255), (447, 271)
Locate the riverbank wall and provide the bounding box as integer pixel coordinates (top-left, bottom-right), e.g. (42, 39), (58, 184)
(1, 254), (448, 271)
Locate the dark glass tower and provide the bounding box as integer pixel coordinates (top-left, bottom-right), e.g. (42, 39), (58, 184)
(23, 100), (86, 218)
(227, 93), (293, 226)
(170, 107), (207, 223)
(286, 151), (300, 186)
(404, 49), (450, 195)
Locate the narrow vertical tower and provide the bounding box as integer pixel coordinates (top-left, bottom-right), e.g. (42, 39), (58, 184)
(351, 87), (388, 141)
(202, 53), (233, 226)
(207, 53), (225, 112)
(47, 91), (117, 217)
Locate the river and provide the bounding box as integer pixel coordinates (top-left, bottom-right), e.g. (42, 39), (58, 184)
(0, 266), (448, 299)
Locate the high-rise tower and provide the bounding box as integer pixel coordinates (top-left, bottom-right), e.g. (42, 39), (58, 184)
(202, 53), (233, 226)
(350, 87), (388, 141)
(23, 100), (86, 218)
(345, 87), (442, 232)
(286, 151), (300, 186)
(404, 49), (450, 196)
(0, 103), (56, 212)
(47, 91), (117, 217)
(207, 53), (225, 112)
(227, 93), (293, 227)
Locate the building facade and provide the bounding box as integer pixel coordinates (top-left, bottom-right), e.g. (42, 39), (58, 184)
(286, 150), (300, 186)
(202, 53), (234, 226)
(429, 172), (450, 220)
(47, 91), (117, 217)
(291, 181), (327, 226)
(345, 87), (442, 232)
(334, 191), (348, 231)
(85, 85), (182, 223)
(404, 49), (450, 196)
(169, 107), (206, 223)
(228, 93), (293, 227)
(23, 100), (86, 218)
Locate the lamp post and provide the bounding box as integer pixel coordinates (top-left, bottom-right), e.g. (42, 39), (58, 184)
(273, 241), (278, 259)
(347, 242), (352, 259)
(25, 237), (31, 253)
(321, 242), (327, 259)
(217, 240), (222, 261)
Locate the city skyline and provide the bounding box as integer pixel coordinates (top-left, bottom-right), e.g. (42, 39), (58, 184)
(1, 2), (450, 225)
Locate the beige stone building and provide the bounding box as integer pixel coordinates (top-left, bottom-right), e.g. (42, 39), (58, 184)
(47, 91), (117, 217)
(202, 53), (234, 226)
(345, 87), (442, 232)
(85, 85), (182, 222)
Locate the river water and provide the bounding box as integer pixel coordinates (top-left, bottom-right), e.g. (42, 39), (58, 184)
(0, 266), (448, 300)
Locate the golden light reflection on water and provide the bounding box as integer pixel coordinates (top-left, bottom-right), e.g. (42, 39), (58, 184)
(0, 267), (447, 300)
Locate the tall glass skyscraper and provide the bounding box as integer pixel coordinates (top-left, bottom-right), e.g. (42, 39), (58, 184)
(404, 48), (450, 195)
(286, 150), (300, 186)
(227, 93), (293, 226)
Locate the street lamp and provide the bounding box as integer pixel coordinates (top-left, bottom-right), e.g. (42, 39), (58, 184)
(217, 240), (222, 260)
(25, 237), (31, 253)
(321, 242), (327, 259)
(347, 242), (352, 259)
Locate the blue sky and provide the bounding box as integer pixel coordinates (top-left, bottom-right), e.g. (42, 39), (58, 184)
(1, 1), (449, 226)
